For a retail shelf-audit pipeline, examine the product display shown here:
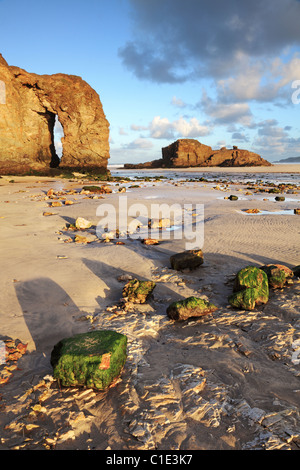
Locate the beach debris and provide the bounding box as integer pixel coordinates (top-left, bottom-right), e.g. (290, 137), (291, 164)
(142, 238), (159, 245)
(117, 274), (133, 282)
(244, 209), (261, 213)
(170, 249), (204, 271)
(75, 217), (92, 230)
(167, 296), (218, 321)
(148, 218), (171, 229)
(122, 278), (156, 304)
(43, 211), (56, 216)
(0, 339), (28, 385)
(50, 330), (127, 390)
(260, 264), (294, 289)
(50, 201), (62, 207)
(228, 266), (269, 311)
(82, 185), (112, 194)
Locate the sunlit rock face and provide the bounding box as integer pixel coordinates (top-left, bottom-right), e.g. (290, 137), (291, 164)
(0, 54), (110, 174)
(124, 139), (271, 169)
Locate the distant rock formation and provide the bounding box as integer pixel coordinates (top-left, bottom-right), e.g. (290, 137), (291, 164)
(0, 54), (110, 174)
(124, 139), (271, 169)
(274, 156), (300, 163)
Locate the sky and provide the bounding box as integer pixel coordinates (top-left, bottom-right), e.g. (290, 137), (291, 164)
(1, 0), (300, 164)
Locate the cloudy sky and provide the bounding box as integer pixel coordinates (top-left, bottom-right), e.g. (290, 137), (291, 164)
(1, 0), (300, 163)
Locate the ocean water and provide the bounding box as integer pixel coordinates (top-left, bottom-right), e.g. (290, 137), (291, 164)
(109, 165), (300, 186)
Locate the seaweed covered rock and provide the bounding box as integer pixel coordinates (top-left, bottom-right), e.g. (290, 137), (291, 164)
(50, 330), (127, 390)
(170, 250), (204, 271)
(122, 278), (156, 304)
(228, 266), (269, 311)
(260, 264), (294, 289)
(167, 296), (218, 321)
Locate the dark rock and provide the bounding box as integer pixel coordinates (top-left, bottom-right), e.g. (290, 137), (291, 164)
(170, 250), (204, 271)
(293, 265), (300, 277)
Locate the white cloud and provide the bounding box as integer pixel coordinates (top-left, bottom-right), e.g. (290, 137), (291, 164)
(123, 138), (153, 149)
(146, 115), (211, 140)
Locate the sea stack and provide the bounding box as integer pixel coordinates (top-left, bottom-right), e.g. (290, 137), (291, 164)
(0, 53), (110, 174)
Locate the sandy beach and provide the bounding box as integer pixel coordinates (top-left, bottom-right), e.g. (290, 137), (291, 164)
(0, 165), (300, 451)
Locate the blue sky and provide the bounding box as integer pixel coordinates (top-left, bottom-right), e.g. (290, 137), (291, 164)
(1, 0), (300, 164)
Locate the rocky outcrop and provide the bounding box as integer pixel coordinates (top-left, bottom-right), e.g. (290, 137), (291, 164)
(124, 139), (271, 169)
(0, 54), (109, 174)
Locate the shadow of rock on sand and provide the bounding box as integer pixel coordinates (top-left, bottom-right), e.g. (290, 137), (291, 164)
(14, 277), (87, 371)
(82, 256), (185, 310)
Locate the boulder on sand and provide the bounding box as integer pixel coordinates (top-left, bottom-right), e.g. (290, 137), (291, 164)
(260, 264), (294, 289)
(122, 278), (156, 304)
(167, 296), (218, 321)
(170, 250), (204, 271)
(50, 330), (128, 390)
(228, 266), (269, 311)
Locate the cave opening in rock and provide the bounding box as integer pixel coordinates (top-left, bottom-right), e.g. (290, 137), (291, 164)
(53, 115), (64, 166)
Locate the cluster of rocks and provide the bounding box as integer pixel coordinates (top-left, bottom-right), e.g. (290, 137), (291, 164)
(228, 264), (298, 310)
(50, 240), (300, 391)
(124, 139), (271, 169)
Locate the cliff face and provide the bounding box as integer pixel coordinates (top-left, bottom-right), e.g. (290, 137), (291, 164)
(124, 139), (271, 169)
(0, 54), (110, 174)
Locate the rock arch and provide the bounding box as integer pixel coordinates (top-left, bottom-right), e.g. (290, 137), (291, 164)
(0, 54), (110, 175)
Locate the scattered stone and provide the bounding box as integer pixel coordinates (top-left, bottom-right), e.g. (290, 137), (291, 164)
(294, 209), (300, 215)
(50, 201), (62, 207)
(260, 264), (294, 289)
(75, 217), (92, 230)
(148, 218), (171, 229)
(229, 195), (238, 200)
(122, 279), (156, 304)
(50, 330), (127, 390)
(275, 196), (285, 201)
(244, 209), (261, 213)
(170, 249), (204, 271)
(228, 266), (269, 311)
(142, 238), (159, 245)
(64, 200), (74, 205)
(167, 296), (218, 321)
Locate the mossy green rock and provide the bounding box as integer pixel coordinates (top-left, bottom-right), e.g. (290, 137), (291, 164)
(167, 296), (218, 321)
(50, 330), (127, 390)
(229, 266), (269, 310)
(260, 264), (293, 288)
(122, 278), (156, 303)
(170, 250), (204, 271)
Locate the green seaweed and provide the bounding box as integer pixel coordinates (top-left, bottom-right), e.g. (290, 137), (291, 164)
(51, 330), (127, 390)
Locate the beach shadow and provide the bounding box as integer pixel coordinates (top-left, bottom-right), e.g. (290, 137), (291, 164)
(82, 256), (185, 309)
(15, 277), (84, 354)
